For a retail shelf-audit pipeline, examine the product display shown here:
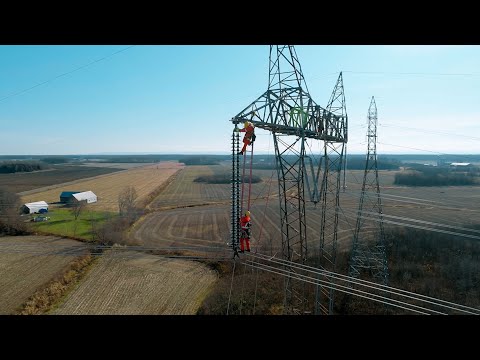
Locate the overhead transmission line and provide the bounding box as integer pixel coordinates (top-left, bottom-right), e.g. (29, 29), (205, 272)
(342, 70), (480, 77)
(3, 232), (478, 314)
(380, 123), (480, 142)
(0, 45), (136, 104)
(244, 252), (480, 315)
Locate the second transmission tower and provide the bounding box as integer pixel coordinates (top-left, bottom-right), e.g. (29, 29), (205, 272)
(349, 96), (388, 286)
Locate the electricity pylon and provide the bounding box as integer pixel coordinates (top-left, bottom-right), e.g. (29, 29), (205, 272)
(230, 46), (347, 314)
(315, 72), (347, 315)
(349, 96), (388, 286)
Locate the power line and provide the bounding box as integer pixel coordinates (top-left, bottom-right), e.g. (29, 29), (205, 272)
(247, 252), (480, 315)
(343, 70), (480, 77)
(2, 233), (478, 314)
(380, 123), (480, 142)
(0, 45), (136, 104)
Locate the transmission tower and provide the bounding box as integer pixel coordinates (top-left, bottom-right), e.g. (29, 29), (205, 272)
(315, 72), (347, 315)
(349, 96), (388, 286)
(230, 46), (347, 314)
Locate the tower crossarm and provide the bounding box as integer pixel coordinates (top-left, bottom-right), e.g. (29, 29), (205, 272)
(231, 89), (346, 142)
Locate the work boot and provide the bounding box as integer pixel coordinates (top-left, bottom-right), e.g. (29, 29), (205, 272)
(238, 151), (243, 155)
(246, 249), (250, 252)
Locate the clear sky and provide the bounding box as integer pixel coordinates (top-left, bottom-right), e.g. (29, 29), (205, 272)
(0, 45), (479, 156)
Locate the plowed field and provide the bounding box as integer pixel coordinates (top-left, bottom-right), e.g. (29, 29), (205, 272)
(0, 235), (88, 314)
(53, 250), (217, 315)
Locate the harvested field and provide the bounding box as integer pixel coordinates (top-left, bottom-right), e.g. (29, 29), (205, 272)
(21, 162), (184, 212)
(132, 166), (480, 258)
(131, 205), (232, 251)
(149, 164), (278, 210)
(53, 250), (217, 315)
(343, 170), (480, 232)
(77, 162), (154, 169)
(0, 235), (88, 314)
(0, 165), (121, 194)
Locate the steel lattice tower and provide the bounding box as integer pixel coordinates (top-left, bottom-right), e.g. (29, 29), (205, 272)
(230, 46), (347, 314)
(349, 96), (388, 286)
(315, 73), (347, 315)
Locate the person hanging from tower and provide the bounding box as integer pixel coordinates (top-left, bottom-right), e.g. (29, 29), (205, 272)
(235, 118), (256, 155)
(239, 210), (251, 253)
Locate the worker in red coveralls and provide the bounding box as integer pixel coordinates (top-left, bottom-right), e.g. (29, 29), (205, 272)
(239, 210), (251, 253)
(236, 121), (256, 155)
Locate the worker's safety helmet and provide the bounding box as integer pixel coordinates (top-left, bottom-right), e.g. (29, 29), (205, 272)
(244, 121), (249, 129)
(245, 210), (250, 217)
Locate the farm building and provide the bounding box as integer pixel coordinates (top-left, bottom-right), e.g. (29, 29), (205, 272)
(60, 191), (82, 203)
(22, 201), (49, 214)
(450, 162), (471, 167)
(72, 191), (97, 204)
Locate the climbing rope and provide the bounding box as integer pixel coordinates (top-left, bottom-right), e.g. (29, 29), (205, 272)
(226, 260), (237, 315)
(239, 258), (248, 315)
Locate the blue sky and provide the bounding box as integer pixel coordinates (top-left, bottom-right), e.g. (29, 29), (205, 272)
(0, 45), (479, 155)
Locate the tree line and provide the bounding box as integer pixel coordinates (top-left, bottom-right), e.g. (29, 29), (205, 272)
(394, 168), (477, 186)
(0, 161), (49, 174)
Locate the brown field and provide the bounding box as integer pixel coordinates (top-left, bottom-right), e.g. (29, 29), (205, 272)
(130, 164), (281, 253)
(131, 166), (480, 257)
(0, 165), (122, 194)
(147, 164), (230, 209)
(148, 164), (278, 210)
(21, 162), (185, 212)
(0, 235), (88, 314)
(5, 163), (480, 315)
(52, 250), (217, 315)
(77, 162), (155, 169)
(343, 170), (480, 233)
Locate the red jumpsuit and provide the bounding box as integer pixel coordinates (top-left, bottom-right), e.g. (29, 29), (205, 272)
(239, 122), (255, 154)
(240, 214), (251, 252)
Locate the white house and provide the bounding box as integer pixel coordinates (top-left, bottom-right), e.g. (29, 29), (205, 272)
(72, 191), (97, 204)
(22, 201), (49, 214)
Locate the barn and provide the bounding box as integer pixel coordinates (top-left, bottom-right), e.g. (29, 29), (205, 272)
(22, 201), (49, 214)
(72, 191), (97, 204)
(60, 191), (82, 203)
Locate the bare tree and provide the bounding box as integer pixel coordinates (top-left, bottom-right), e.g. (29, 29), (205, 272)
(118, 186), (138, 218)
(70, 200), (85, 220)
(0, 187), (26, 235)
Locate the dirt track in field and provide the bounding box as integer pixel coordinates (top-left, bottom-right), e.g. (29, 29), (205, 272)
(53, 250), (217, 315)
(0, 235), (88, 314)
(21, 162), (185, 212)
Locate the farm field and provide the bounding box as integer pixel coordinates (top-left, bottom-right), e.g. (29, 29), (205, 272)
(4, 164), (479, 315)
(149, 164), (278, 210)
(0, 165), (122, 194)
(131, 167), (480, 257)
(52, 250), (217, 315)
(77, 162), (155, 169)
(21, 162), (185, 212)
(0, 235), (88, 314)
(343, 170), (480, 231)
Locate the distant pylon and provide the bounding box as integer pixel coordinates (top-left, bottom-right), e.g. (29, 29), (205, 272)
(349, 96), (388, 286)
